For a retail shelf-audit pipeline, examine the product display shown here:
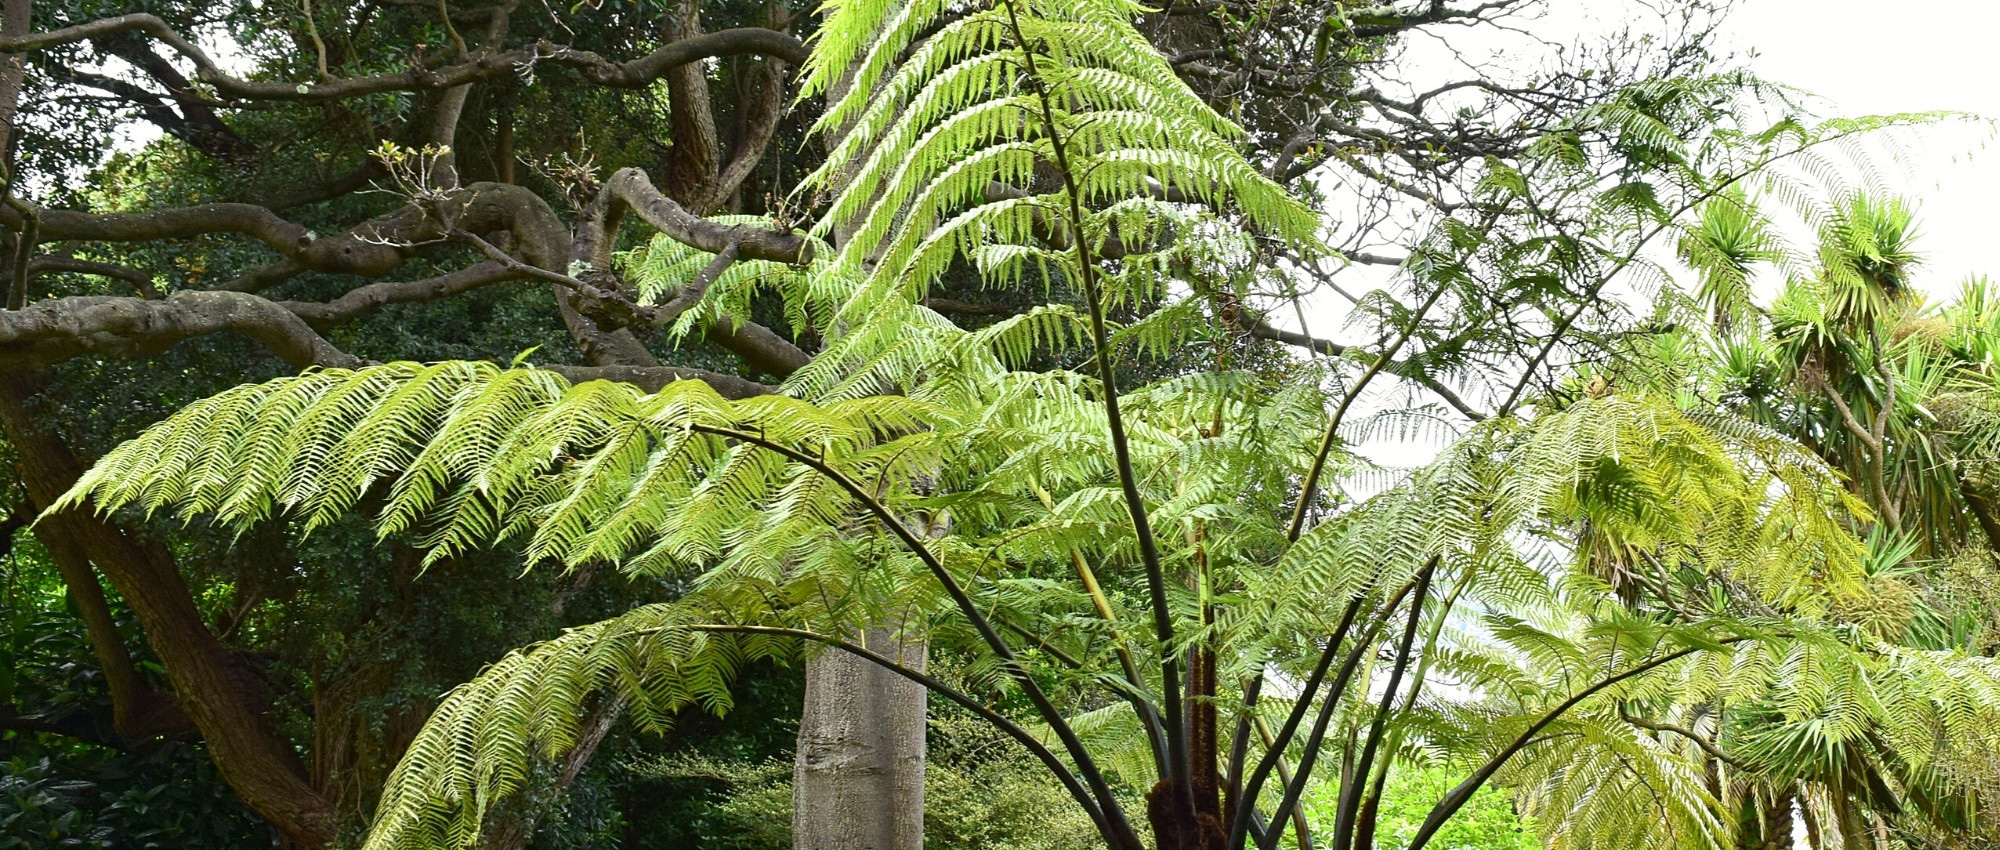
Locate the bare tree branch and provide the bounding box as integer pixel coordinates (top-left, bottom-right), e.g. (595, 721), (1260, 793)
(1242, 313), (1484, 421)
(25, 255), (157, 298)
(0, 290), (362, 369)
(701, 317), (810, 378)
(598, 167), (809, 264)
(278, 261), (522, 329)
(0, 15), (806, 102)
(651, 242), (739, 325)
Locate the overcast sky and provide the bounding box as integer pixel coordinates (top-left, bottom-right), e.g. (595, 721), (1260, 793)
(1723, 0), (2000, 297)
(1315, 0), (2000, 467)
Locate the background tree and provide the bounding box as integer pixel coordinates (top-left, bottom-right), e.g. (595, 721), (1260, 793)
(1591, 185), (2000, 848)
(6, 1), (1995, 849)
(46, 5), (2000, 850)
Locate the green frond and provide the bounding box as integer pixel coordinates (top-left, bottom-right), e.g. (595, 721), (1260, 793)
(57, 363), (954, 573)
(362, 603), (798, 850)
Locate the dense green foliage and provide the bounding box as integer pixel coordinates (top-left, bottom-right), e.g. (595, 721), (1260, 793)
(1, 546), (267, 848)
(1300, 767), (1537, 850)
(5, 0), (2000, 848)
(628, 717), (1101, 850)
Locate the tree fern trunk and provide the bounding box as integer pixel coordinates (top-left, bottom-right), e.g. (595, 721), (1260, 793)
(794, 626), (927, 850)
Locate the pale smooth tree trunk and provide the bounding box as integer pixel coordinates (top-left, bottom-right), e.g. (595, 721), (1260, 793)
(794, 626), (926, 850)
(792, 13), (929, 847)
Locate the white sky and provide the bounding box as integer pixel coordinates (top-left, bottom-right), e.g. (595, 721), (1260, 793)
(1723, 0), (2000, 297)
(1307, 0), (2000, 470)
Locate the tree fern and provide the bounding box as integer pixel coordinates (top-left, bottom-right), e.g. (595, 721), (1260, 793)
(44, 3), (2000, 848)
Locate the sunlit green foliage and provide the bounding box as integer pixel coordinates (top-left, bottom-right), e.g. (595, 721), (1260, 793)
(40, 1), (2000, 849)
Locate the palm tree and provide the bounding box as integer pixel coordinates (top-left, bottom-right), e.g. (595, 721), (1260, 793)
(1646, 188), (2000, 848)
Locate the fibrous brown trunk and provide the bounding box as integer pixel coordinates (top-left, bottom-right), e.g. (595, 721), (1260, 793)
(0, 373), (340, 848)
(1184, 645), (1227, 850)
(794, 626), (927, 850)
(1740, 787), (1795, 850)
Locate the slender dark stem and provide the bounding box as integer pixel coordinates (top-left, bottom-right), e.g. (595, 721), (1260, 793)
(1223, 673), (1263, 826)
(1354, 751), (1393, 850)
(1240, 577), (1415, 850)
(1619, 706), (1746, 769)
(679, 624), (1113, 837)
(1228, 577), (1413, 850)
(999, 0), (1189, 798)
(1001, 618), (1085, 667)
(1286, 284), (1448, 541)
(689, 423), (1143, 850)
(1323, 561), (1436, 850)
(1000, 618), (1165, 721)
(1253, 716), (1316, 850)
(1355, 574), (1466, 847)
(1405, 638), (1752, 850)
(1225, 598), (1360, 850)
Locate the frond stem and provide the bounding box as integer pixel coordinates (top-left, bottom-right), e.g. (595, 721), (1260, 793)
(997, 0), (1189, 797)
(1223, 673), (1261, 827)
(1069, 545), (1173, 778)
(1227, 576), (1414, 849)
(1354, 571), (1470, 845)
(687, 423), (1143, 849)
(1405, 636), (1754, 850)
(1287, 284), (1449, 541)
(1319, 560), (1436, 850)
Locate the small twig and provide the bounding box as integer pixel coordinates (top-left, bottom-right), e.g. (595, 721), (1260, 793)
(1619, 706), (1746, 769)
(438, 0), (470, 60)
(451, 227), (589, 289)
(7, 200), (39, 311)
(301, 0), (330, 80)
(651, 241), (738, 325)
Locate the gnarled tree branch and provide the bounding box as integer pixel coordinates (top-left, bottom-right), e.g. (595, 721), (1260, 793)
(0, 14), (805, 102)
(0, 290), (362, 369)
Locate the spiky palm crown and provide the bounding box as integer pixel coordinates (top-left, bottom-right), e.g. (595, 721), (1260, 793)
(49, 2), (2000, 850)
(1584, 180), (2000, 843)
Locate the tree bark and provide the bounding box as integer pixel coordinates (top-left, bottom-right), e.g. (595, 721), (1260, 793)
(31, 511), (191, 743)
(791, 29), (929, 845)
(794, 626), (927, 850)
(0, 372), (340, 848)
(0, 0), (29, 164)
